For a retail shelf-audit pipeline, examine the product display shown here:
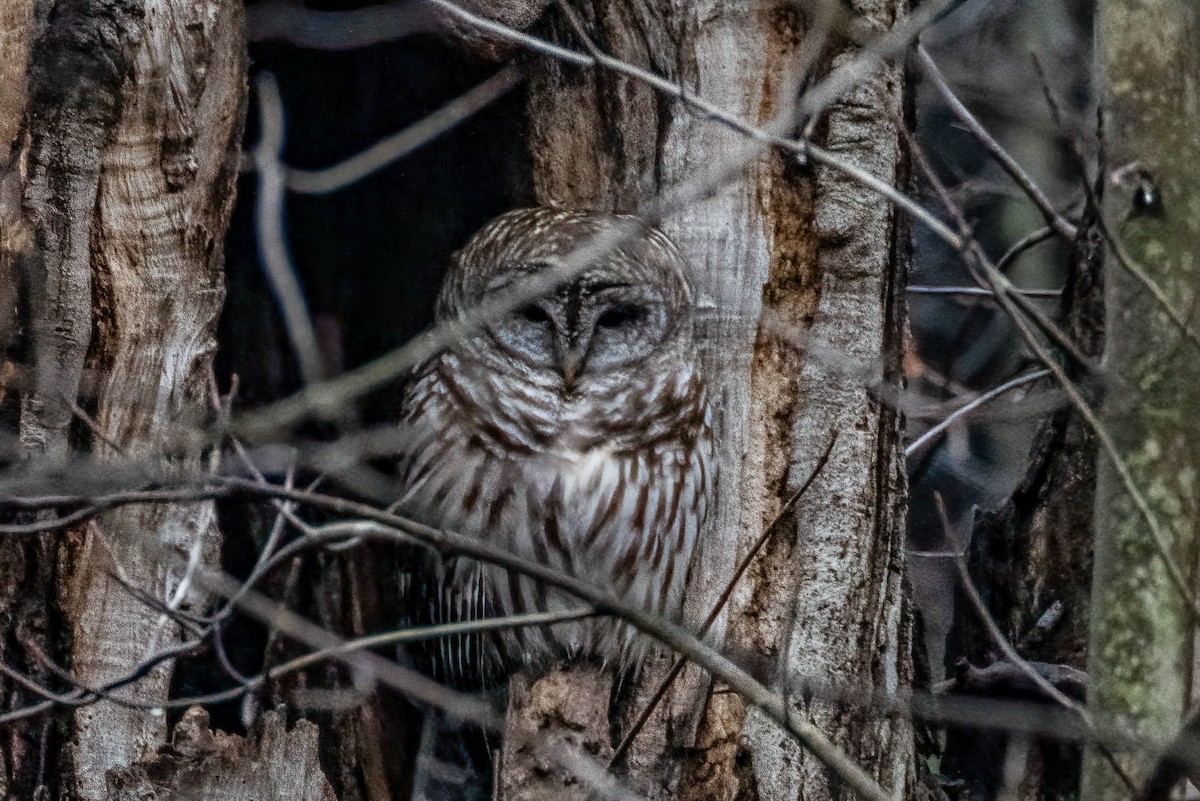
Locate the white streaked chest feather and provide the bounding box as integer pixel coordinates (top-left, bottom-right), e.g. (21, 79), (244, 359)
(394, 359), (712, 664)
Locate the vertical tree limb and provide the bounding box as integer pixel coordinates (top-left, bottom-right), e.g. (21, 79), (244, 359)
(722, 9), (913, 798)
(1082, 2), (1200, 798)
(10, 1), (250, 797)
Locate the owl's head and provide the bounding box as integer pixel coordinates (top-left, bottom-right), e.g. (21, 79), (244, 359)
(437, 208), (697, 395)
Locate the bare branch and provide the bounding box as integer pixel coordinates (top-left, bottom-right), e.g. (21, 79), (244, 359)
(285, 65), (522, 195)
(907, 285), (1060, 299)
(610, 433), (838, 766)
(996, 225), (1057, 272)
(906, 369), (1051, 457)
(3, 475), (893, 801)
(227, 0), (970, 444)
(916, 44), (1077, 240)
(1031, 59), (1200, 354)
(910, 140), (1200, 623)
(115, 608), (597, 711)
(252, 73), (327, 385)
(1103, 227), (1200, 351)
(907, 131), (1097, 372)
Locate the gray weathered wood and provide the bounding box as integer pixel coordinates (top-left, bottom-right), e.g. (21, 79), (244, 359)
(10, 1), (257, 797)
(64, 0), (246, 794)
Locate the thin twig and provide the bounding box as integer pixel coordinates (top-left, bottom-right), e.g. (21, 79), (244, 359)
(2, 486), (1193, 778)
(3, 475), (892, 801)
(935, 496), (1088, 716)
(909, 140), (1200, 623)
(905, 369), (1050, 457)
(1031, 56), (1200, 354)
(226, 0), (966, 443)
(123, 607), (598, 710)
(1101, 227), (1200, 352)
(995, 225), (1056, 272)
(286, 65), (522, 194)
(906, 129), (1097, 373)
(252, 73), (327, 386)
(916, 44), (1077, 240)
(65, 400), (128, 458)
(907, 285), (1060, 299)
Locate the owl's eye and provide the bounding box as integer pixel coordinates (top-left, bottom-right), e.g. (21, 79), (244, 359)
(597, 304), (644, 329)
(519, 305), (552, 325)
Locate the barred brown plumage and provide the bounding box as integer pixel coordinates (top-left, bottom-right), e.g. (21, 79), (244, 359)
(395, 207), (714, 687)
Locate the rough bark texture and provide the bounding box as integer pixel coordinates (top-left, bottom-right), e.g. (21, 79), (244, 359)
(730, 35), (912, 801)
(500, 2), (914, 799)
(107, 707), (336, 801)
(8, 2), (146, 797)
(59, 2), (247, 796)
(0, 10), (54, 797)
(2, 1), (324, 798)
(497, 667), (615, 801)
(1082, 2), (1200, 798)
(0, 0), (34, 361)
(19, 0), (142, 459)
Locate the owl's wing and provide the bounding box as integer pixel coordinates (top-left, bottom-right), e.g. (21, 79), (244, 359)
(393, 360), (513, 691)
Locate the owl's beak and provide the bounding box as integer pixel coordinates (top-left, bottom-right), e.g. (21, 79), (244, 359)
(556, 332), (591, 390)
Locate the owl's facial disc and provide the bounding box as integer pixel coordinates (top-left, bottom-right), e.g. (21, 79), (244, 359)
(491, 276), (673, 392)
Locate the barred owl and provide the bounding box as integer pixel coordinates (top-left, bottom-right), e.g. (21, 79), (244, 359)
(396, 207), (713, 686)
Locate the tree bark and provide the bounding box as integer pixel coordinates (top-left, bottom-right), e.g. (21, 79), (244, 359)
(4, 1), (918, 798)
(500, 3), (915, 799)
(3, 1), (332, 798)
(63, 3), (244, 796)
(1082, 1), (1200, 798)
(107, 708), (335, 801)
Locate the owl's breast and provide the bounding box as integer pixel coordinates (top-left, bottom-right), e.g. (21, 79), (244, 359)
(395, 360), (712, 667)
(544, 440), (706, 593)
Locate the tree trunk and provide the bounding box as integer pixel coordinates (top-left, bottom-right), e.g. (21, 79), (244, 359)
(1082, 1), (1200, 798)
(3, 1), (333, 798)
(499, 3), (914, 799)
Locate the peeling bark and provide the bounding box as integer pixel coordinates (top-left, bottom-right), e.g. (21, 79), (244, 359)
(0, 17), (46, 793)
(59, 2), (247, 796)
(721, 24), (914, 797)
(19, 0), (144, 458)
(0, 0), (35, 360)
